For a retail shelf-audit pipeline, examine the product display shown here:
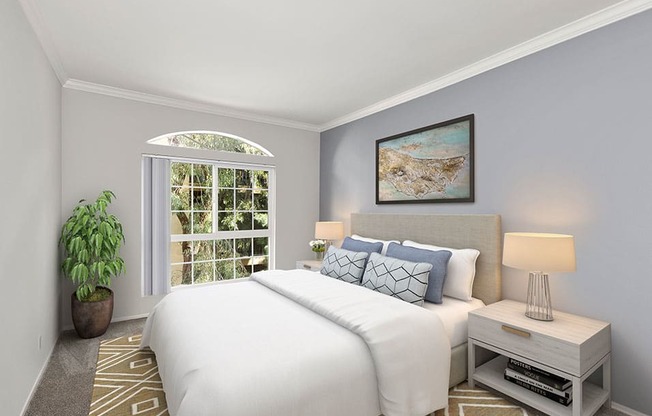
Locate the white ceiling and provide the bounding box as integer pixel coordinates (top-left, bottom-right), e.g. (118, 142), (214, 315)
(22, 0), (652, 131)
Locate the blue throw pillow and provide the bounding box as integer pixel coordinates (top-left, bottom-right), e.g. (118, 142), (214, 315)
(341, 236), (383, 256)
(386, 242), (452, 304)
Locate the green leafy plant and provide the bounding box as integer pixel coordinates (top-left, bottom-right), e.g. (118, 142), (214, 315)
(60, 190), (126, 301)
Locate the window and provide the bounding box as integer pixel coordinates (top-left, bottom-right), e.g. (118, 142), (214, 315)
(143, 131), (275, 295)
(148, 131), (273, 156)
(169, 161), (273, 287)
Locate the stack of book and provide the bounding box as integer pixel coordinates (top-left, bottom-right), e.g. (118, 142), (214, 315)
(504, 357), (573, 406)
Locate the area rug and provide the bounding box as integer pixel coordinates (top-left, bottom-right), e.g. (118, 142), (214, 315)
(433, 382), (529, 416)
(90, 335), (528, 416)
(89, 334), (168, 416)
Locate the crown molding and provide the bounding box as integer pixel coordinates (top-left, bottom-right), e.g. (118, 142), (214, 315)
(318, 0), (652, 132)
(21, 0), (652, 132)
(63, 79), (321, 132)
(18, 0), (67, 84)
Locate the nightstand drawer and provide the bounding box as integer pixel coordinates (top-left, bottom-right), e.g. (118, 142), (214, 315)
(469, 302), (610, 377)
(469, 314), (575, 374)
(296, 260), (322, 271)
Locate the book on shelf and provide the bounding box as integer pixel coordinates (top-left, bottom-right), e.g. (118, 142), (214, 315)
(507, 357), (572, 391)
(504, 369), (572, 398)
(504, 373), (573, 406)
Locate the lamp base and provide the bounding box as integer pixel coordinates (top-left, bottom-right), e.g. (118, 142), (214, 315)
(525, 271), (553, 321)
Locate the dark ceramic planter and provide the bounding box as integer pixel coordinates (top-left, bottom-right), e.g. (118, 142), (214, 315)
(71, 287), (114, 339)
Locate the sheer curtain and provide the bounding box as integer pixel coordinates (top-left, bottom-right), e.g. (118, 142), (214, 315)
(142, 156), (171, 296)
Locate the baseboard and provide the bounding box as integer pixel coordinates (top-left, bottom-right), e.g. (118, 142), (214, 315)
(612, 401), (648, 416)
(61, 313), (150, 332)
(20, 341), (57, 416)
(111, 312), (150, 323)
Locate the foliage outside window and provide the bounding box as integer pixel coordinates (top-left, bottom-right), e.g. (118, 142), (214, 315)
(148, 132), (272, 156)
(170, 161), (272, 287)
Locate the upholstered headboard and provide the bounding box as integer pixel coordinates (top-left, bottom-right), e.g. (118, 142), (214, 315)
(350, 213), (502, 305)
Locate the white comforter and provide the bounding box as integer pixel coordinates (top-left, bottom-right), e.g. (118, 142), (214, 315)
(141, 269), (451, 416)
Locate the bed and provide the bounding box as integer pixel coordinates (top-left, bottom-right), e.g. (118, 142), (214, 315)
(350, 213), (502, 387)
(141, 213), (501, 416)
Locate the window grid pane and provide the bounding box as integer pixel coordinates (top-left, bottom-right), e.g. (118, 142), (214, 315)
(170, 161), (271, 288)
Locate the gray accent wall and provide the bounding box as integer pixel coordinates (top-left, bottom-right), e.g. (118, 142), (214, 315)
(321, 10), (652, 414)
(1, 1), (62, 414)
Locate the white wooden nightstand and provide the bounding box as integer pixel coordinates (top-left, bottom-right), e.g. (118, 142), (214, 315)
(468, 299), (611, 416)
(295, 259), (322, 271)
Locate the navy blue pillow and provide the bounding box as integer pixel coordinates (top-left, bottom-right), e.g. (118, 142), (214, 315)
(341, 236), (383, 256)
(386, 242), (452, 304)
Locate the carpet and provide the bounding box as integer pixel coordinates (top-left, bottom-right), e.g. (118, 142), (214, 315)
(89, 334), (168, 416)
(89, 335), (528, 416)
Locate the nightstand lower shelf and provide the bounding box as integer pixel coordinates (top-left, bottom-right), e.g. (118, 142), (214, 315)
(474, 356), (609, 416)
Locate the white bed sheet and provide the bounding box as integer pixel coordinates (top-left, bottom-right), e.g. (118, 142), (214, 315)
(281, 271), (483, 348)
(422, 296), (485, 348)
(141, 269), (451, 416)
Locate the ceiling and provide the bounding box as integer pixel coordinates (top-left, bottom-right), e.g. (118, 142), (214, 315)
(22, 0), (651, 131)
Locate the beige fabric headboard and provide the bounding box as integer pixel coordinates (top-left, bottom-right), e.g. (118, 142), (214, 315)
(350, 213), (502, 305)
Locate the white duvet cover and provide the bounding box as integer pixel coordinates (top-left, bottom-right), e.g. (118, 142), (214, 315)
(141, 269), (451, 416)
(423, 297), (485, 348)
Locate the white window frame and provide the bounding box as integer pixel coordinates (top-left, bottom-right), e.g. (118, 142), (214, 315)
(168, 156), (276, 289)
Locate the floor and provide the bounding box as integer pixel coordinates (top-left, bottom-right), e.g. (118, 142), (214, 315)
(25, 318), (628, 416)
(24, 319), (146, 416)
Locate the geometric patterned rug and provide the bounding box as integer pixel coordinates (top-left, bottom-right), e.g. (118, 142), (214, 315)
(433, 382), (529, 416)
(89, 335), (168, 416)
(89, 335), (529, 416)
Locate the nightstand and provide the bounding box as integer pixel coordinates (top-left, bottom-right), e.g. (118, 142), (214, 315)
(468, 299), (611, 416)
(295, 259), (322, 271)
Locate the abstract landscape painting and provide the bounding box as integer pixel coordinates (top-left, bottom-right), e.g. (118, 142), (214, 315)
(376, 115), (474, 204)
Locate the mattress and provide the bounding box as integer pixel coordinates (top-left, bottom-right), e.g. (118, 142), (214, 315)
(422, 296), (485, 348)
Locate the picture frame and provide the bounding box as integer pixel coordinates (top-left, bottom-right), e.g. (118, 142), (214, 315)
(376, 114), (474, 204)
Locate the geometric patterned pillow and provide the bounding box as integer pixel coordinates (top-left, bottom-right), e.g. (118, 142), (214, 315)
(385, 242), (452, 304)
(320, 246), (369, 284)
(361, 252), (433, 306)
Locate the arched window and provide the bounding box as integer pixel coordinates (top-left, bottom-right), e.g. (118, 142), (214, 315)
(147, 131), (273, 157)
(143, 131), (275, 295)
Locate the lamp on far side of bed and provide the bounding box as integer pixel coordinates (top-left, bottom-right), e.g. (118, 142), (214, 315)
(315, 221), (344, 251)
(502, 232), (576, 321)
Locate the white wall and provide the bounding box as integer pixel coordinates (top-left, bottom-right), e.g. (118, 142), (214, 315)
(0, 1), (62, 414)
(320, 10), (652, 414)
(61, 89), (320, 327)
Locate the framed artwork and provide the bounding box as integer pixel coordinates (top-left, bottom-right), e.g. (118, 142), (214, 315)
(376, 114), (474, 204)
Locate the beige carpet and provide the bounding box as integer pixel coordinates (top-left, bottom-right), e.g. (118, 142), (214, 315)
(89, 335), (531, 416)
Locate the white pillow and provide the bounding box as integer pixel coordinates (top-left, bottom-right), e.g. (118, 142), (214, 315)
(351, 234), (399, 256)
(402, 240), (480, 301)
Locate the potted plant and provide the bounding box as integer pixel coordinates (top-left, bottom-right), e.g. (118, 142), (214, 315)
(60, 190), (126, 338)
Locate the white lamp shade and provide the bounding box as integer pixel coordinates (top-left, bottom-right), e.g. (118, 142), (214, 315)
(315, 221), (344, 240)
(503, 232), (576, 272)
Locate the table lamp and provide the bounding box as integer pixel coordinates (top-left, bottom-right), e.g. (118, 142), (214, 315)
(502, 232), (576, 321)
(315, 221), (344, 251)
